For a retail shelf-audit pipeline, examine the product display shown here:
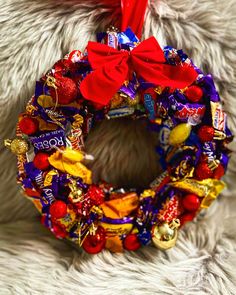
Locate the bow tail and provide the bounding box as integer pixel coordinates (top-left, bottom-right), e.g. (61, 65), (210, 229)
(133, 57), (198, 89)
(80, 63), (129, 105)
(157, 63), (198, 89)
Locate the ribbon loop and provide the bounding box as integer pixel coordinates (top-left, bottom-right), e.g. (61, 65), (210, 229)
(121, 0), (148, 39)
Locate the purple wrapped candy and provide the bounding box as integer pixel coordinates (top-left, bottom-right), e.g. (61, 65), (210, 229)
(135, 191), (159, 245)
(30, 129), (66, 151)
(77, 179), (89, 190)
(172, 91), (188, 104)
(155, 188), (176, 215)
(119, 76), (139, 99)
(197, 74), (220, 102)
(156, 95), (170, 118)
(24, 162), (55, 206)
(202, 142), (216, 163)
(169, 95), (206, 123)
(168, 152), (195, 180)
(219, 152), (230, 169)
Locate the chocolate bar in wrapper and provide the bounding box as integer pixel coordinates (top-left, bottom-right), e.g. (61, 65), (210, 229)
(30, 129), (66, 151)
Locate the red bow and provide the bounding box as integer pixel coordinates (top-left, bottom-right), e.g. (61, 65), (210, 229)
(80, 37), (198, 105)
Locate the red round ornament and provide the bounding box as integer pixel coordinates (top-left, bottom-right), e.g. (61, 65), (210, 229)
(82, 226), (106, 254)
(49, 200), (67, 219)
(86, 185), (105, 205)
(185, 85), (203, 102)
(18, 117), (39, 135)
(213, 163), (225, 179)
(50, 76), (77, 105)
(198, 125), (215, 142)
(180, 212), (196, 226)
(33, 152), (50, 171)
(195, 162), (213, 180)
(51, 223), (67, 239)
(182, 194), (200, 211)
(54, 59), (74, 75)
(123, 234), (141, 251)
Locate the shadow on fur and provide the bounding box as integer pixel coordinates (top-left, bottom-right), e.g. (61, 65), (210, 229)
(84, 117), (162, 189)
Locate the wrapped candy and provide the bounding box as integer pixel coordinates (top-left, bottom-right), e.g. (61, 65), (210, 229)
(169, 178), (225, 209)
(48, 148), (92, 184)
(49, 204), (77, 235)
(30, 129), (66, 151)
(157, 194), (183, 223)
(67, 114), (84, 150)
(100, 192), (139, 219)
(168, 123), (192, 146)
(170, 97), (206, 123)
(100, 216), (134, 252)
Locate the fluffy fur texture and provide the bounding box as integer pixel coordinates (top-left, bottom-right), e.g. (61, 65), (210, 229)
(1, 0), (236, 294)
(85, 118), (161, 188)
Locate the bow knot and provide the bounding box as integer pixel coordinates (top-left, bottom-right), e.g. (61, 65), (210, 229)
(80, 37), (198, 105)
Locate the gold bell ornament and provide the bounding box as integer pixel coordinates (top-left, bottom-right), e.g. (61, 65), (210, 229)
(152, 219), (180, 250)
(4, 138), (29, 155)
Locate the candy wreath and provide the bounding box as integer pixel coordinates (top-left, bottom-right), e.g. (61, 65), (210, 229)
(5, 27), (233, 254)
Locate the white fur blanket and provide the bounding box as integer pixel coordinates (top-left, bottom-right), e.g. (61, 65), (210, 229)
(1, 0), (236, 294)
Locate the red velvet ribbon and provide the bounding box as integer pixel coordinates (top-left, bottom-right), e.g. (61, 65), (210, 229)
(121, 0), (148, 39)
(80, 37), (198, 105)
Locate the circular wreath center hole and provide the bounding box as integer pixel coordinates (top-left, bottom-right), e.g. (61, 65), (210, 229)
(84, 117), (162, 189)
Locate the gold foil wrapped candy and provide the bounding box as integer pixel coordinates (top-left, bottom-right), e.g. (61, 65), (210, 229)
(110, 93), (124, 108)
(169, 178), (225, 208)
(68, 180), (84, 203)
(126, 93), (140, 106)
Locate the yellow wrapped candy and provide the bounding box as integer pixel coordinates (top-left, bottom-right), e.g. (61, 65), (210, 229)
(105, 236), (123, 253)
(99, 192), (138, 253)
(61, 148), (84, 162)
(169, 178), (226, 208)
(169, 123), (192, 146)
(72, 114), (84, 128)
(48, 148), (92, 184)
(99, 221), (133, 237)
(99, 218), (134, 253)
(44, 170), (59, 187)
(100, 192), (139, 219)
(140, 189), (156, 200)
